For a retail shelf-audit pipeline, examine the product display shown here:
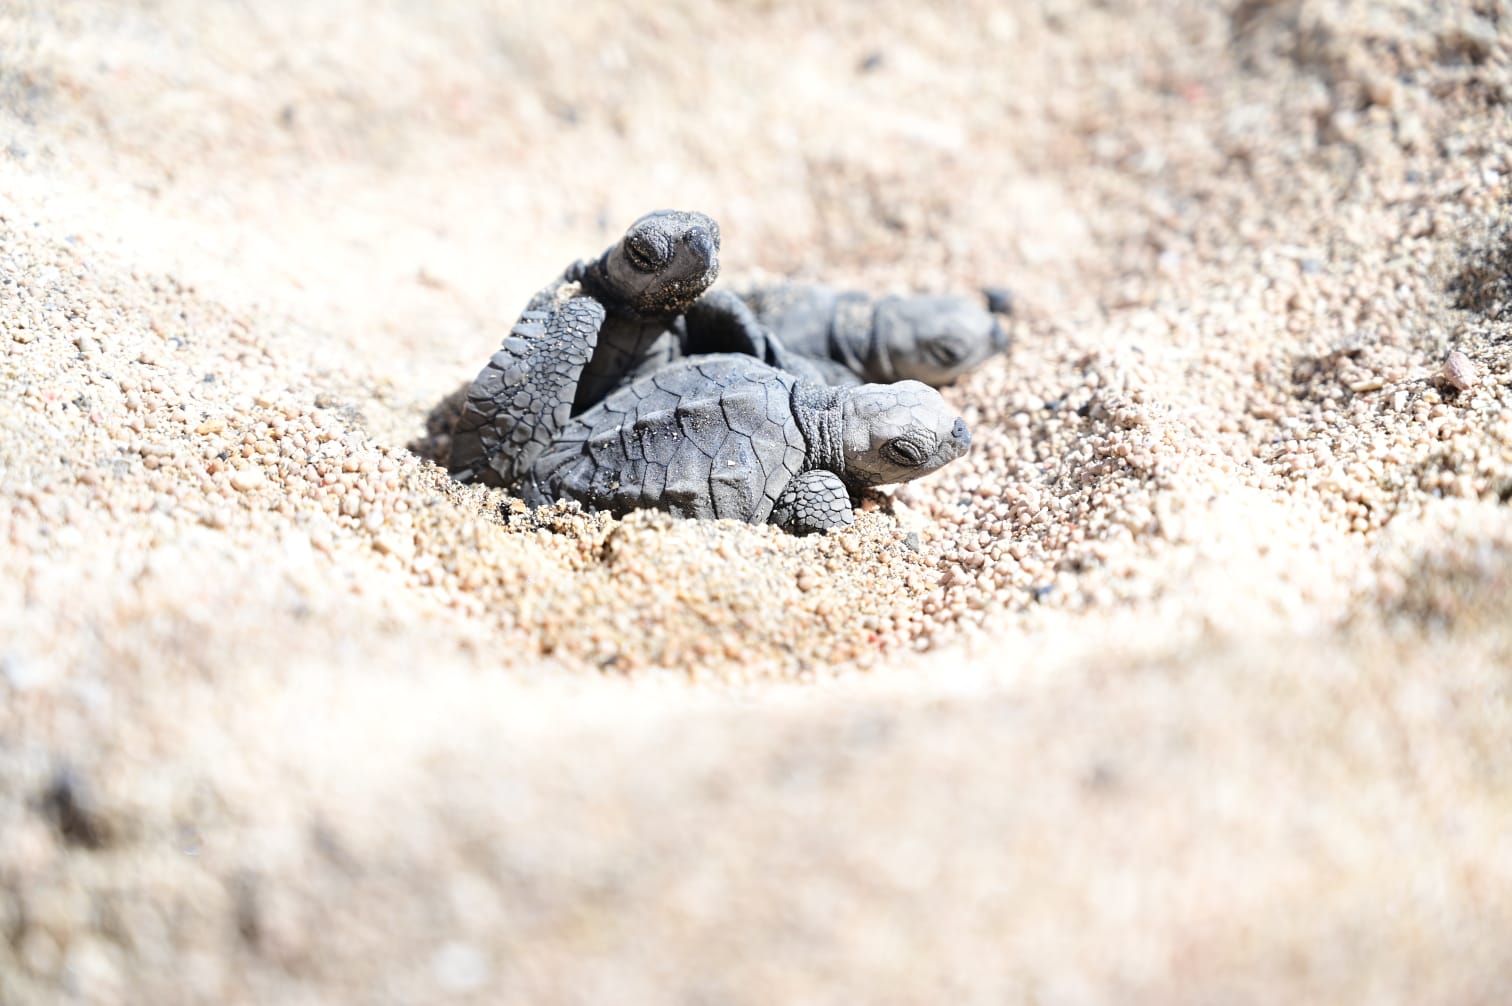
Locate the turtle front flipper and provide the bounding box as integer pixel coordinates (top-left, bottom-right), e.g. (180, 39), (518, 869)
(770, 469), (854, 535)
(684, 289), (840, 385)
(449, 295), (607, 487)
(683, 289), (783, 360)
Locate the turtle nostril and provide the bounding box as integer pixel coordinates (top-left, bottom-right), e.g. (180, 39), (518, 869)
(685, 227), (716, 261)
(952, 417), (971, 448)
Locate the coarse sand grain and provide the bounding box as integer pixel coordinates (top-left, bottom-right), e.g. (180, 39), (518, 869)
(2, 1), (1512, 1002)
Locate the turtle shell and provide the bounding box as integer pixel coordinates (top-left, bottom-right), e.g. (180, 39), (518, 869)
(525, 355), (810, 523)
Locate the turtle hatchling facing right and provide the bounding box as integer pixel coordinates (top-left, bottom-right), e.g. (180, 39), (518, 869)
(520, 353), (971, 535)
(732, 283), (1009, 387)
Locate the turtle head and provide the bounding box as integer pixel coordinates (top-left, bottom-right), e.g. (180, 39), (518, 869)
(602, 209), (721, 316)
(869, 295), (1007, 386)
(838, 380), (971, 487)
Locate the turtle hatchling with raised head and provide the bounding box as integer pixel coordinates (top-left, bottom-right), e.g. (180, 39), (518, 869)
(450, 209), (769, 487)
(520, 353), (972, 535)
(727, 283), (1010, 388)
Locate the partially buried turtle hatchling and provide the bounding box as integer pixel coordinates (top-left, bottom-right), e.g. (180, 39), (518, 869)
(449, 209), (771, 487)
(520, 353), (972, 535)
(726, 283), (1009, 388)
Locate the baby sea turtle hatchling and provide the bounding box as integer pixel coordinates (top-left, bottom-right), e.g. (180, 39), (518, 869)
(520, 353), (971, 535)
(450, 209), (763, 487)
(732, 283), (1009, 387)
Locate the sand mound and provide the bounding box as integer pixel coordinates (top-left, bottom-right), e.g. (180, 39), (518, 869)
(2, 1), (1510, 1001)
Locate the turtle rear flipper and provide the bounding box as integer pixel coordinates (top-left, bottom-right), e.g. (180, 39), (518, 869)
(449, 295), (607, 487)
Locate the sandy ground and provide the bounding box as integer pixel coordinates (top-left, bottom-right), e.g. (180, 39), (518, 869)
(2, 0), (1511, 1002)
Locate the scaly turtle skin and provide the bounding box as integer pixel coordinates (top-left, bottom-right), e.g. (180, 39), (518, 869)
(731, 284), (1009, 388)
(450, 209), (760, 487)
(521, 353), (971, 535)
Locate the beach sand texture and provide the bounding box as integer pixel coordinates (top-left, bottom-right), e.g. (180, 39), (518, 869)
(3, 0), (1512, 1002)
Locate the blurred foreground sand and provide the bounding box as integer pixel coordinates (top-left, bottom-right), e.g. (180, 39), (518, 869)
(2, 1), (1511, 1002)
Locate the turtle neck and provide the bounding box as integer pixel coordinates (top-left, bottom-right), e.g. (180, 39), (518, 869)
(828, 291), (873, 378)
(568, 255), (636, 317)
(790, 379), (846, 477)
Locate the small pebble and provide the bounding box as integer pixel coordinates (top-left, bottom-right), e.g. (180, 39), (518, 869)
(230, 468), (265, 492)
(1440, 350), (1478, 391)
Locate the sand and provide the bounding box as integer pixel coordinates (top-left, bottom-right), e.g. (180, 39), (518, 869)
(2, 0), (1511, 1002)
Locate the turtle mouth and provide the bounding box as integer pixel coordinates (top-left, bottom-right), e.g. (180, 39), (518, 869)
(635, 270), (717, 316)
(692, 247), (719, 285)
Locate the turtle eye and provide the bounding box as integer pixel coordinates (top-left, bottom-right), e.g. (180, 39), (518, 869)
(927, 337), (966, 368)
(625, 230), (672, 271)
(881, 437), (927, 467)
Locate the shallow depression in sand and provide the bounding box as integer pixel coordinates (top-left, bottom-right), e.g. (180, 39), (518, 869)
(3, 0), (1512, 1002)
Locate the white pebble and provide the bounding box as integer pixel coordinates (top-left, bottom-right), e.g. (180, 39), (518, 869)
(230, 467), (265, 491)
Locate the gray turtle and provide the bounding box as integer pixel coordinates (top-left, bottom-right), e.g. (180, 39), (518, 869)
(521, 353), (971, 535)
(726, 283), (1010, 388)
(450, 209), (770, 487)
